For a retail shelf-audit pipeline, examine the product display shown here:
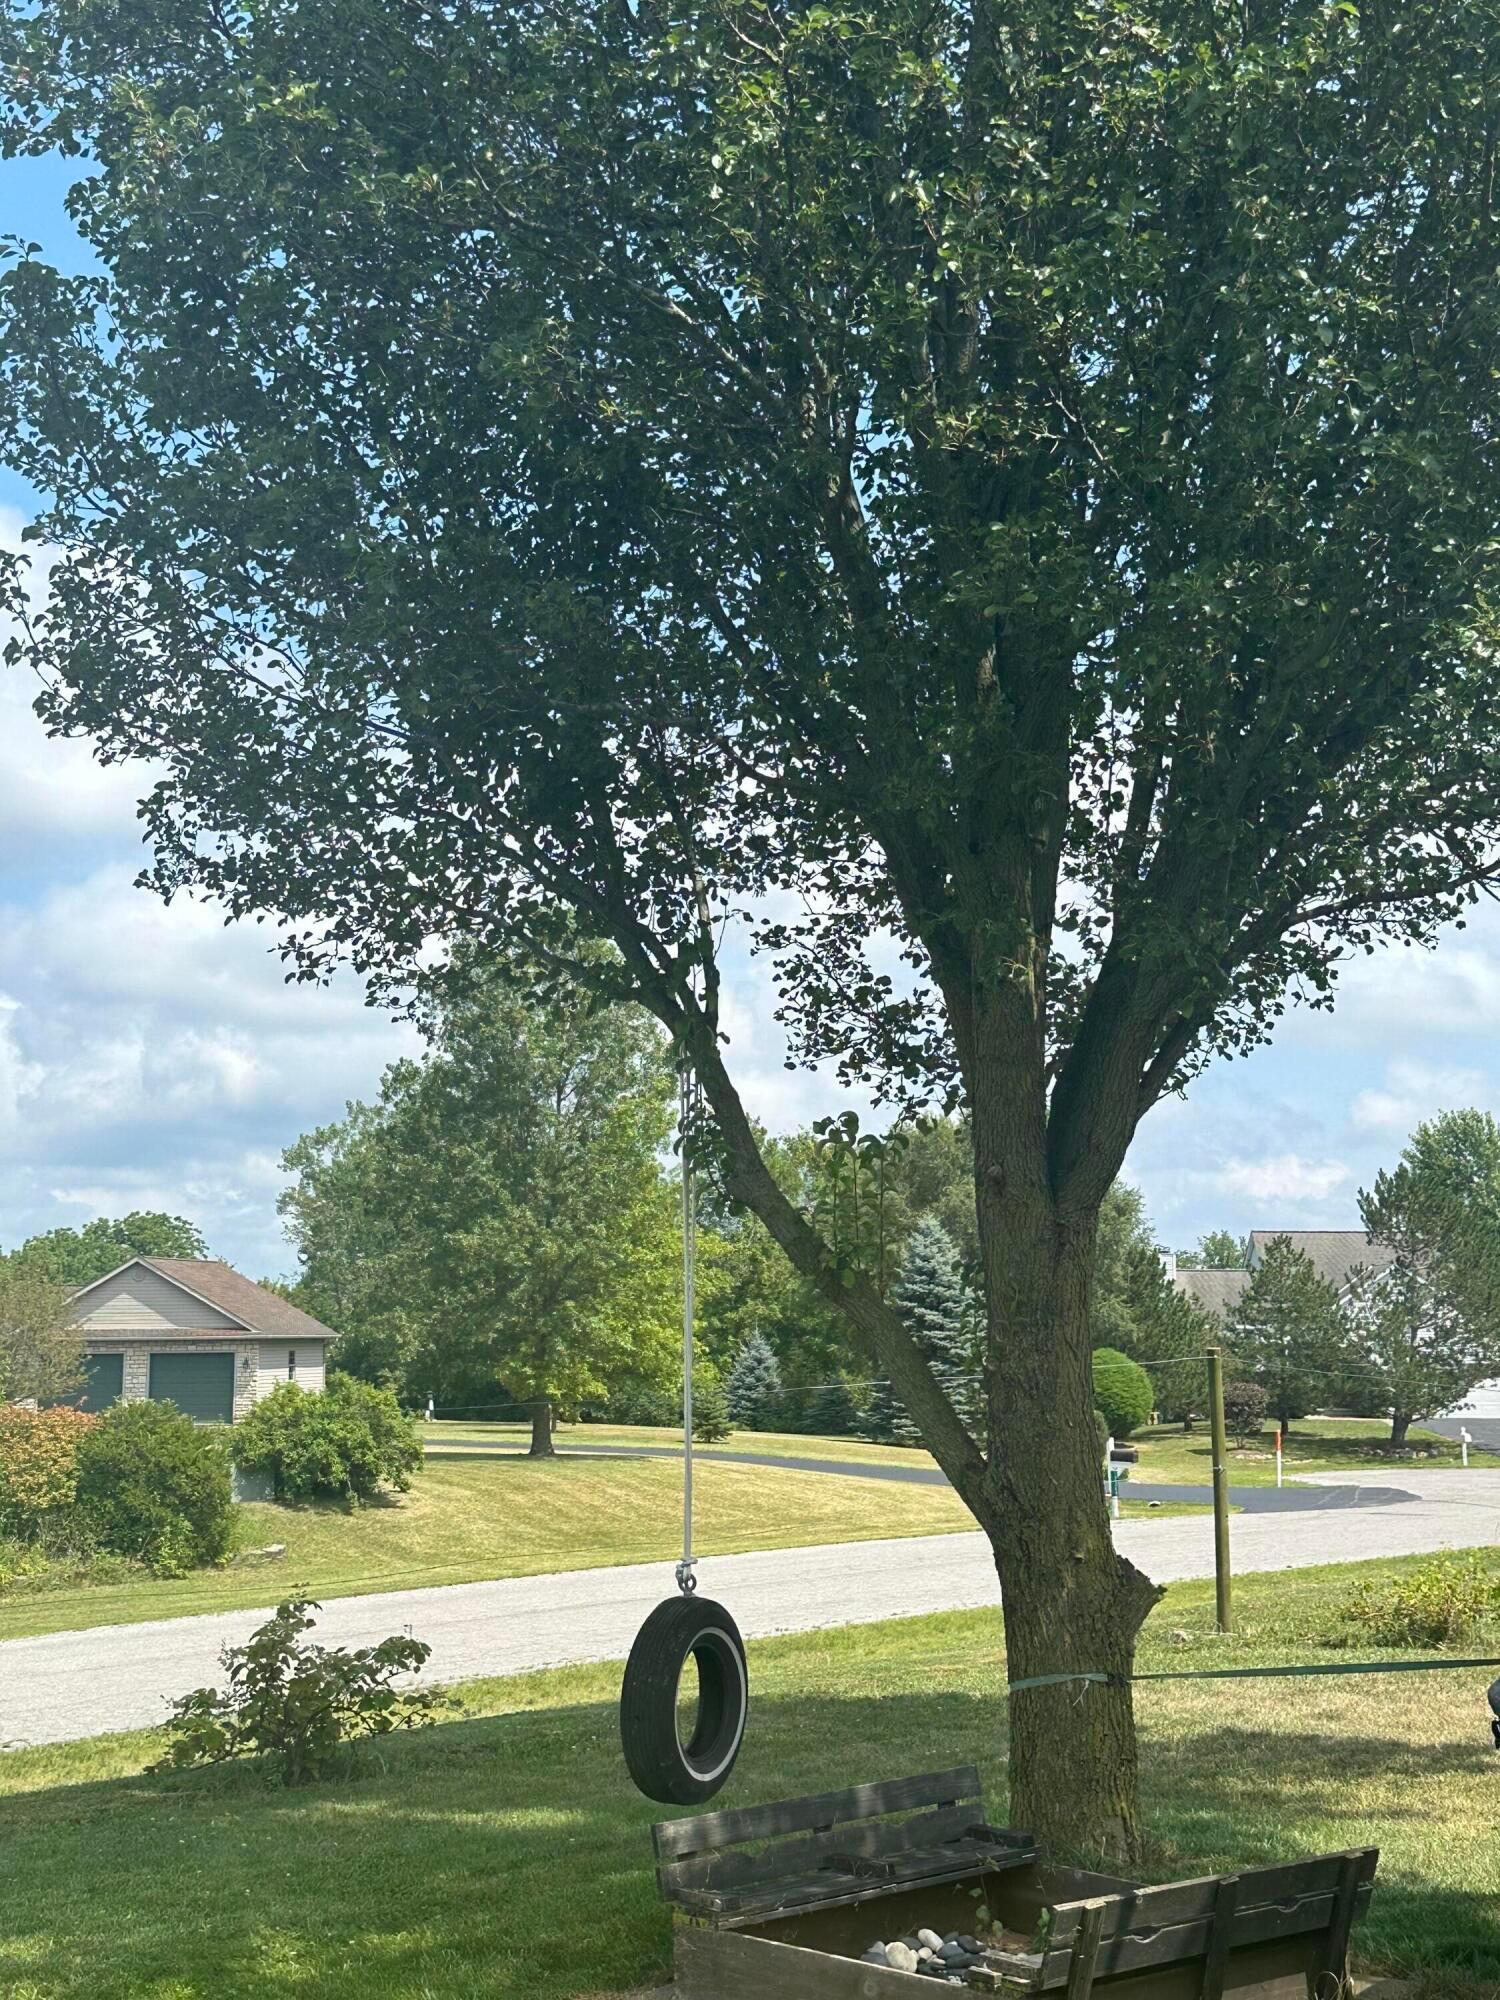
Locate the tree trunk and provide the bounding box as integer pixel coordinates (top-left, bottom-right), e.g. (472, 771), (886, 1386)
(973, 1160), (1161, 1860)
(528, 1397), (555, 1457)
(1390, 1412), (1411, 1447)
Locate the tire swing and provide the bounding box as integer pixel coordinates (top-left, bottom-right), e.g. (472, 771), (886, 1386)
(620, 1073), (749, 1806)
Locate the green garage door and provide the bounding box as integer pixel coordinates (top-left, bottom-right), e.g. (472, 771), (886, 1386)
(80, 1353), (123, 1413)
(149, 1351), (234, 1424)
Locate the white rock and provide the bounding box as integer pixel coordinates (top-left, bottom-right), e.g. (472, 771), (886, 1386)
(885, 1943), (920, 1973)
(917, 1930), (944, 1951)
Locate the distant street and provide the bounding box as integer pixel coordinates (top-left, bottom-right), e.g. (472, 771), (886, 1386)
(3, 1468), (1498, 1751)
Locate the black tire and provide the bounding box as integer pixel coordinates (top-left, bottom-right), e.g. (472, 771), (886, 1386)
(620, 1595), (749, 1804)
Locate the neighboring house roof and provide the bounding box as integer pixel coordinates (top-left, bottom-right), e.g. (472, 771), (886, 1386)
(1246, 1230), (1396, 1292)
(1173, 1230), (1400, 1321)
(1173, 1266), (1252, 1319)
(70, 1257), (337, 1343)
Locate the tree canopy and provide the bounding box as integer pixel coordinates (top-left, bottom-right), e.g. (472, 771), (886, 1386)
(1224, 1235), (1345, 1432)
(6, 1213), (209, 1288)
(1349, 1110), (1500, 1442)
(279, 963), (681, 1451)
(6, 0), (1500, 1850)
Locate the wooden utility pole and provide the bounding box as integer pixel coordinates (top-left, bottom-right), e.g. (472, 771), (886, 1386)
(1206, 1346), (1233, 1632)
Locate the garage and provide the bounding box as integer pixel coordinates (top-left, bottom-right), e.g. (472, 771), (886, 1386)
(79, 1353), (123, 1412)
(148, 1351), (235, 1425)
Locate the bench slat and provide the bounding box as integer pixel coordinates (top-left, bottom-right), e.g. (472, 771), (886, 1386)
(1046, 1848), (1378, 1942)
(653, 1765), (982, 1860)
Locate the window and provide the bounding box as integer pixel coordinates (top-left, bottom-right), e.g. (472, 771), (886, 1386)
(287, 1349), (297, 1380)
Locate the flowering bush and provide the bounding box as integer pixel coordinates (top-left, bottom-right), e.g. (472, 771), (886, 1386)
(0, 1404), (95, 1534)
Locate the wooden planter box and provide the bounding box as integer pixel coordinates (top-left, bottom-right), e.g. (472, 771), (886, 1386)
(653, 1766), (1377, 2000)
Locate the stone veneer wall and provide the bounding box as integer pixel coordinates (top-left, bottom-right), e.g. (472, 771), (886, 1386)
(83, 1340), (260, 1422)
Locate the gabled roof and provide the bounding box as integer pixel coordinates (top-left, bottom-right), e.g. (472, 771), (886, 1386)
(70, 1257), (337, 1342)
(1246, 1230), (1396, 1291)
(1172, 1266), (1252, 1319)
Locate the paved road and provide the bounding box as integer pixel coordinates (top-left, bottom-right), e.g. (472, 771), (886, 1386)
(4, 1470), (1498, 1751)
(426, 1439), (1415, 1513)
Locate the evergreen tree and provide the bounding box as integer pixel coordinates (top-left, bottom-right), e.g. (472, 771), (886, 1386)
(799, 1377), (862, 1438)
(1224, 1238), (1346, 1434)
(863, 1219), (974, 1444)
(725, 1332), (783, 1432)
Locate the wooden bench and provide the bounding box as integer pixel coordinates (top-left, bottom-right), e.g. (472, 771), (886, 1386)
(653, 1766), (1378, 2000)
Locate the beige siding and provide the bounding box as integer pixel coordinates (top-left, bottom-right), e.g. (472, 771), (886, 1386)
(73, 1265), (244, 1333)
(256, 1340), (326, 1401)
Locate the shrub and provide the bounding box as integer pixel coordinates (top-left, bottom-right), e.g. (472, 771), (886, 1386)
(1222, 1379), (1269, 1443)
(600, 1383), (679, 1427)
(725, 1332), (783, 1431)
(154, 1595), (443, 1785)
(0, 1529), (134, 1599)
(690, 1378), (732, 1442)
(1342, 1554), (1500, 1648)
(231, 1375), (421, 1504)
(0, 1404), (95, 1535)
(1091, 1347), (1153, 1439)
(74, 1399), (235, 1576)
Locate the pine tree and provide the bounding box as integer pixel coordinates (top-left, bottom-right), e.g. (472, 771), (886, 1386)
(798, 1376), (862, 1438)
(1224, 1237), (1347, 1434)
(725, 1332), (783, 1431)
(863, 1218), (975, 1444)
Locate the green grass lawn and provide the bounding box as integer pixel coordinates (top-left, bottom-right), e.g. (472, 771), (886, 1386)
(1127, 1415), (1500, 1486)
(0, 1451), (980, 1641)
(430, 1414), (1500, 1488)
(1, 1442), (1207, 1642)
(1, 1556), (1495, 2000)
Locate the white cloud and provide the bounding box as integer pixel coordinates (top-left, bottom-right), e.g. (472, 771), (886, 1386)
(1349, 1058), (1490, 1135)
(1213, 1153), (1350, 1204)
(0, 863), (417, 1272)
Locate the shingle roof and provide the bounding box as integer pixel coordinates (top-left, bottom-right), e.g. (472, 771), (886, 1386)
(1246, 1230), (1396, 1291)
(1172, 1266), (1252, 1319)
(138, 1260), (338, 1342)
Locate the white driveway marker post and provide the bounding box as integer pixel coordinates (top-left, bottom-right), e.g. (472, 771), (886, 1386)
(1461, 1426), (1472, 1469)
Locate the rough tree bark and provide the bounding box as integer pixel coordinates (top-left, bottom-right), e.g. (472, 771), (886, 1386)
(528, 1397), (556, 1458)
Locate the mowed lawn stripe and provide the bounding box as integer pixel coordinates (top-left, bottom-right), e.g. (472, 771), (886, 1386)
(0, 1452), (978, 1642)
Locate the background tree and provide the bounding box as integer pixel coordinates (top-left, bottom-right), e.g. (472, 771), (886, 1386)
(863, 1219), (975, 1444)
(724, 1332), (784, 1432)
(1177, 1232), (1251, 1272)
(1224, 1239), (1346, 1436)
(0, 1263), (82, 1405)
(1347, 1110), (1500, 1444)
(9, 0), (1500, 1851)
(7, 1213), (208, 1288)
(799, 1376), (863, 1439)
(280, 962), (681, 1453)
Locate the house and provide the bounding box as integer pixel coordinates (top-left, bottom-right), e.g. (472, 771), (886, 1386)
(69, 1257), (337, 1424)
(1170, 1228), (1500, 1439)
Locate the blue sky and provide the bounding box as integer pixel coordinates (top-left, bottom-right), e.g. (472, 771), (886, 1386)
(4, 155), (1498, 1279)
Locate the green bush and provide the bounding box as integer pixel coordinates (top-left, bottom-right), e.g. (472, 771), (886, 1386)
(154, 1595), (443, 1785)
(1223, 1379), (1269, 1442)
(232, 1375), (421, 1504)
(74, 1400), (235, 1576)
(1341, 1554), (1500, 1648)
(1091, 1347), (1154, 1439)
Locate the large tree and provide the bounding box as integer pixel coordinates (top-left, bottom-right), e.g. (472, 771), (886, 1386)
(1348, 1110), (1500, 1444)
(6, 0), (1500, 1852)
(1224, 1237), (1346, 1434)
(0, 1263), (83, 1406)
(280, 964), (681, 1453)
(8, 1214), (209, 1288)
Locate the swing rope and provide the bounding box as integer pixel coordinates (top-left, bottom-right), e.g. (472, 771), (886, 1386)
(676, 1068), (698, 1597)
